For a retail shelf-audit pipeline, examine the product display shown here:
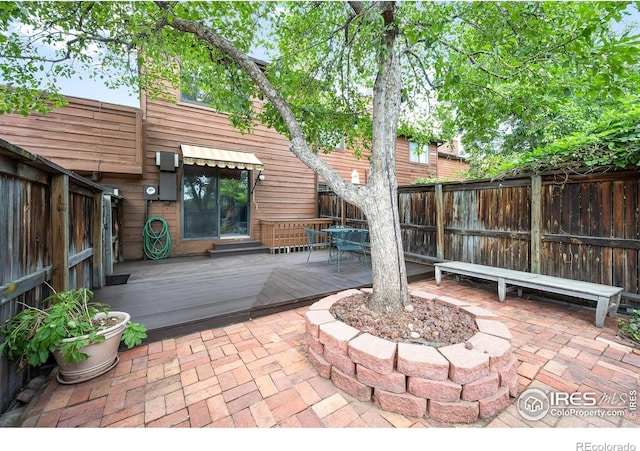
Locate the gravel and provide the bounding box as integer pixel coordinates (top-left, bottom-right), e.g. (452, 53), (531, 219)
(330, 292), (478, 347)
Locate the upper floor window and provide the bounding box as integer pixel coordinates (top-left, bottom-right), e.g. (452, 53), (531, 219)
(410, 142), (429, 164)
(317, 130), (345, 152)
(180, 89), (212, 106)
(180, 68), (214, 107)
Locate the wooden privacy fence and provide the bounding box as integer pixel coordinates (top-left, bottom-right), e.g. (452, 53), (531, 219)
(0, 138), (120, 414)
(318, 168), (640, 305)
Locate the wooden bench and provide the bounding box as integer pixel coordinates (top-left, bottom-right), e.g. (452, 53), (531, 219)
(434, 261), (623, 328)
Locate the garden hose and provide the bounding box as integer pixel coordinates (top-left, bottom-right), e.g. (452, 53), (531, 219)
(143, 216), (171, 260)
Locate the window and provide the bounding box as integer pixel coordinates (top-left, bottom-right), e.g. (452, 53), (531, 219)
(318, 130), (345, 152)
(410, 142), (429, 164)
(180, 89), (213, 107)
(182, 165), (249, 239)
(179, 63), (253, 116)
(180, 66), (215, 107)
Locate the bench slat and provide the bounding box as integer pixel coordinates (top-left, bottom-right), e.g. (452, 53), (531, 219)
(436, 262), (621, 297)
(433, 261), (623, 328)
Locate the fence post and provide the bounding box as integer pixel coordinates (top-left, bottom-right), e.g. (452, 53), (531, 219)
(93, 192), (105, 288)
(530, 175), (542, 274)
(435, 184), (444, 260)
(51, 174), (70, 291)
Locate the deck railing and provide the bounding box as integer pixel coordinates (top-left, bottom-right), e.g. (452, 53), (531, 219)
(260, 218), (335, 254)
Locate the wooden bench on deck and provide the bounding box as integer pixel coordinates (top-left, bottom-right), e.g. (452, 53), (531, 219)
(433, 261), (623, 328)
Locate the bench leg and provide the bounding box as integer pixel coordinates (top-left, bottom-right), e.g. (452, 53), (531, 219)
(609, 293), (622, 317)
(497, 278), (506, 303)
(435, 267), (442, 286)
(595, 296), (609, 328)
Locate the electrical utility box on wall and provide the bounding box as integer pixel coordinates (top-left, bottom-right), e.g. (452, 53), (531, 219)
(159, 172), (177, 201)
(156, 151), (178, 201)
(143, 185), (159, 200)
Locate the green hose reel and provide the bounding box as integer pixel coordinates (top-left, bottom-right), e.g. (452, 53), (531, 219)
(143, 216), (171, 260)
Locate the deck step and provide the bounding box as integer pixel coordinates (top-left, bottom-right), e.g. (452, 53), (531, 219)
(208, 241), (270, 258)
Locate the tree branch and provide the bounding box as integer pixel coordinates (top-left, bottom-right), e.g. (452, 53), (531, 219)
(436, 37), (509, 80)
(404, 49), (441, 90)
(153, 1), (362, 205)
(348, 1), (365, 15)
(348, 0), (393, 15)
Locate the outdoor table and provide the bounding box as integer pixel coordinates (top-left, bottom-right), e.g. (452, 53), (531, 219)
(321, 226), (356, 263)
(321, 226), (369, 269)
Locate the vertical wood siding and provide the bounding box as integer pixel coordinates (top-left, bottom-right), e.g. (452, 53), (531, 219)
(0, 174), (51, 288)
(68, 190), (94, 289)
(542, 176), (640, 293)
(443, 182), (531, 271)
(0, 164), (51, 413)
(399, 190), (438, 257)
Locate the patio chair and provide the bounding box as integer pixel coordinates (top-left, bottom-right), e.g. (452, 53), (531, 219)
(333, 228), (368, 272)
(324, 225), (351, 263)
(304, 228), (328, 262)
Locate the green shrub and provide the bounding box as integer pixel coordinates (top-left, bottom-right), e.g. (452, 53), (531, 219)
(485, 106), (640, 178)
(617, 309), (640, 346)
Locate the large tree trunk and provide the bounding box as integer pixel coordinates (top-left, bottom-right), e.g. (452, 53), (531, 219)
(362, 182), (409, 313)
(360, 2), (409, 313)
(164, 2), (411, 313)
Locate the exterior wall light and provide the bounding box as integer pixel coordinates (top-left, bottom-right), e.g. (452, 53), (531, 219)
(251, 171), (265, 194)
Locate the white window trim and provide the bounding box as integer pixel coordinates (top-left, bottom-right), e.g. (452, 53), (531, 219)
(410, 142), (429, 164)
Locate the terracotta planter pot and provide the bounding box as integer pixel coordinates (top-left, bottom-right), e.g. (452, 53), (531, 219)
(53, 311), (130, 384)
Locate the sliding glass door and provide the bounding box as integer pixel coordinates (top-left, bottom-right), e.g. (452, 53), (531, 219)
(182, 165), (249, 239)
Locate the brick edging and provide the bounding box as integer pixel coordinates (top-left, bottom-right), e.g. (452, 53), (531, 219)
(304, 289), (519, 424)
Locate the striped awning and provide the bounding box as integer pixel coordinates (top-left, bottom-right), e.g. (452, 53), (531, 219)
(180, 144), (264, 171)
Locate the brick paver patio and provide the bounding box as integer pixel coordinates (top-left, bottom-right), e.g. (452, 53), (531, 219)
(12, 278), (640, 430)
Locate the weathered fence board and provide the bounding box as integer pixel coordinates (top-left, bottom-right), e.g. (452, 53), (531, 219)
(0, 138), (115, 414)
(318, 168), (640, 305)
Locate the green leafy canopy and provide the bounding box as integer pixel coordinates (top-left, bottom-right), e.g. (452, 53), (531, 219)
(2, 1), (640, 311)
(472, 102), (640, 179)
(2, 1), (639, 158)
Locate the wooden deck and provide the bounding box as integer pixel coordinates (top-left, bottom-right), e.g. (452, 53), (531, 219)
(92, 250), (434, 341)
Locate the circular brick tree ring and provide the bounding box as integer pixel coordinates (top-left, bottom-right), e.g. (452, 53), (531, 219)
(304, 288), (519, 424)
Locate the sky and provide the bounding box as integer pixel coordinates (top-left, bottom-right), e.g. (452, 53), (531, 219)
(49, 46), (269, 108)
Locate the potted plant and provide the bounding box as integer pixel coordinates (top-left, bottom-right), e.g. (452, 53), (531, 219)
(0, 286), (147, 384)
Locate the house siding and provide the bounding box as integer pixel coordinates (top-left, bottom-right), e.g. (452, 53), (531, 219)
(0, 92), (458, 260)
(141, 93), (317, 257)
(437, 154), (468, 181)
(317, 137), (439, 186)
(0, 97), (143, 176)
(436, 140), (468, 181)
(398, 139), (438, 183)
